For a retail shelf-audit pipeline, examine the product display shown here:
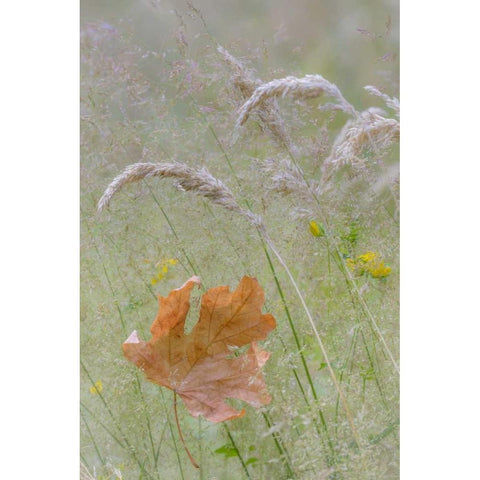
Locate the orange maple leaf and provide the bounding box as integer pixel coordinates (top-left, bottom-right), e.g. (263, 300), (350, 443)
(123, 276), (276, 423)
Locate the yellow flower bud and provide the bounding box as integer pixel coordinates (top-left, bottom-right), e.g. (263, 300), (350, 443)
(309, 220), (324, 237)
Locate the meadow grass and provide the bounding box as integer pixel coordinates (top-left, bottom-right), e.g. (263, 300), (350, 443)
(81, 3), (399, 478)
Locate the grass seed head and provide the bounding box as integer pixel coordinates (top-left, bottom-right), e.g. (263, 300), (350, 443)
(236, 74), (357, 130)
(98, 161), (263, 228)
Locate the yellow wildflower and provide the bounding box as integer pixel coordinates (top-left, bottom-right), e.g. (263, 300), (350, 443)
(369, 263), (392, 278)
(357, 252), (377, 263)
(89, 380), (103, 395)
(347, 252), (392, 278)
(309, 220), (324, 237)
(150, 258), (177, 285)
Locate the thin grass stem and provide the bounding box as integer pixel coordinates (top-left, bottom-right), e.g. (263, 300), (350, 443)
(262, 412), (296, 478)
(81, 360), (155, 480)
(260, 229), (362, 449)
(81, 410), (106, 467)
(81, 401), (126, 450)
(224, 424), (252, 479)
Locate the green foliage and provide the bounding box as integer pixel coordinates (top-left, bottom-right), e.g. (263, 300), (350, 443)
(215, 444), (240, 458)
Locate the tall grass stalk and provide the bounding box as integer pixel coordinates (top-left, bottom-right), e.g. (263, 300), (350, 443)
(259, 227), (361, 448)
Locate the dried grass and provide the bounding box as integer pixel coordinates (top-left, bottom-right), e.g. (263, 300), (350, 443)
(217, 45), (259, 98)
(236, 74), (357, 130)
(260, 156), (321, 203)
(218, 46), (294, 151)
(364, 85), (400, 117)
(97, 161), (262, 226)
(321, 107), (400, 183)
(80, 463), (96, 480)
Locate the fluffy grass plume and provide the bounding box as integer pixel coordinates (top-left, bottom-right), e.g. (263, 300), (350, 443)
(236, 74), (357, 130)
(98, 161), (262, 226)
(218, 45), (294, 150)
(322, 107), (400, 178)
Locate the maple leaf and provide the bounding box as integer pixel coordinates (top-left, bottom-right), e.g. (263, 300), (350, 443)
(123, 276), (276, 423)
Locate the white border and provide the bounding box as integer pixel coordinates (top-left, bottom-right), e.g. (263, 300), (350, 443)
(401, 1), (479, 478)
(2, 2), (79, 478)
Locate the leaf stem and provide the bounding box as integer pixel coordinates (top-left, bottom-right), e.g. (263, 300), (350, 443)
(159, 389), (185, 480)
(173, 391), (200, 469)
